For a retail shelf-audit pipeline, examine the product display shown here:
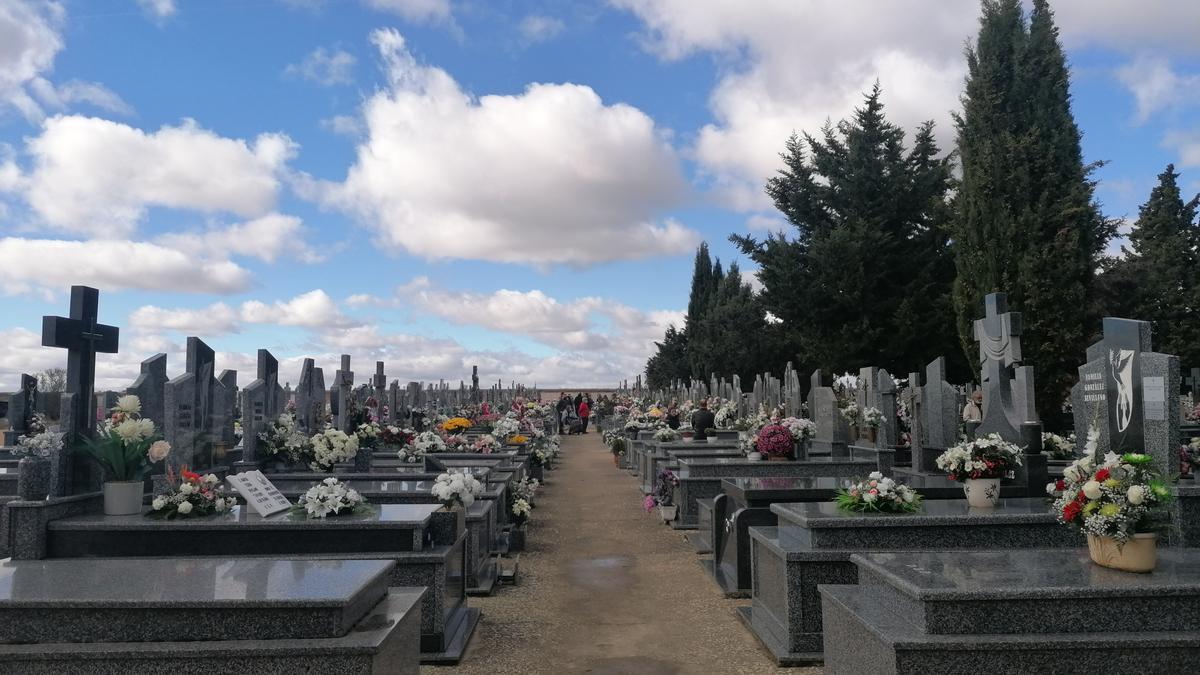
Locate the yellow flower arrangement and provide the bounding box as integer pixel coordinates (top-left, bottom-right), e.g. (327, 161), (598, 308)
(508, 435), (529, 444)
(442, 417), (471, 434)
(648, 407), (664, 418)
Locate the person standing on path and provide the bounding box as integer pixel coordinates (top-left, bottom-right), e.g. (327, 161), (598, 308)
(691, 399), (716, 440)
(578, 398), (591, 434)
(573, 392), (583, 416)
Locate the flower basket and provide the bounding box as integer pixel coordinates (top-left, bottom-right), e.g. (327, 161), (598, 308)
(1087, 532), (1157, 573)
(103, 480), (144, 515)
(963, 477), (1001, 508)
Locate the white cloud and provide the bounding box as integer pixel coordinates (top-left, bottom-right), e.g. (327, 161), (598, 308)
(612, 0), (976, 211)
(1050, 2), (1200, 53)
(322, 28), (694, 266)
(23, 115), (295, 238)
(156, 212), (320, 263)
(0, 238), (251, 295)
(321, 114), (363, 136)
(518, 15), (565, 43)
(1115, 55), (1200, 123)
(746, 213), (787, 232)
(240, 290), (357, 329)
(130, 303), (241, 336)
(0, 1), (130, 123)
(285, 47), (357, 86)
(1164, 130), (1200, 169)
(137, 0), (176, 19)
(362, 0), (451, 23)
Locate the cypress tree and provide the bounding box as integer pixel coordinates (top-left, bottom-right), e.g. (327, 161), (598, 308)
(689, 262), (770, 383)
(685, 243), (715, 331)
(1103, 165), (1200, 364)
(645, 325), (691, 390)
(950, 0), (1112, 421)
(734, 85), (962, 377)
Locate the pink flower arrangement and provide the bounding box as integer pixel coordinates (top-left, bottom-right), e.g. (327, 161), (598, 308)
(756, 424), (794, 458)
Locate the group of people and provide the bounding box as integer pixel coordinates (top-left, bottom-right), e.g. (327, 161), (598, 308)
(556, 392), (593, 435)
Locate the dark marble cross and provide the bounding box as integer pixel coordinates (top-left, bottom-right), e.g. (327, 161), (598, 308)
(42, 286), (119, 440)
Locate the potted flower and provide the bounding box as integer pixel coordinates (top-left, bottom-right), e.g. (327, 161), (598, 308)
(1180, 437), (1200, 478)
(148, 468), (237, 519)
(1048, 451), (1171, 572)
(608, 434), (628, 467)
(257, 412), (314, 470)
(431, 469), (484, 512)
(399, 430), (444, 463)
(441, 417), (472, 436)
(704, 428), (720, 444)
(756, 424), (794, 461)
(780, 417), (816, 458)
(840, 402), (860, 440)
(653, 427), (681, 443)
(508, 496), (532, 551)
(935, 433), (1023, 508)
(644, 468), (679, 523)
(861, 406), (884, 443)
(291, 477), (371, 519)
(1042, 432), (1077, 462)
(15, 430), (62, 500)
(743, 435), (762, 462)
(733, 416), (756, 442)
(308, 428), (359, 472)
(78, 395), (171, 515)
(835, 472), (922, 513)
(472, 434), (501, 454)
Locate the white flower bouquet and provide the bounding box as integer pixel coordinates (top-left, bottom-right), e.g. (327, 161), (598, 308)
(491, 416), (521, 441)
(16, 430), (64, 458)
(835, 472), (922, 513)
(308, 429), (359, 472)
(512, 476), (539, 505)
(355, 421), (381, 449)
(653, 427), (681, 443)
(291, 477), (370, 519)
(431, 469), (484, 509)
(472, 434), (501, 454)
(839, 401), (860, 422)
(400, 430), (445, 463)
(510, 497), (531, 526)
(80, 395), (171, 482)
(861, 406), (884, 428)
(714, 401), (739, 428)
(258, 412), (313, 465)
(779, 417), (816, 441)
(1042, 432), (1077, 460)
(148, 468), (237, 519)
(935, 433), (1023, 481)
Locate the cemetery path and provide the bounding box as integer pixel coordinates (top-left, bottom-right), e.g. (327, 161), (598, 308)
(426, 432), (819, 675)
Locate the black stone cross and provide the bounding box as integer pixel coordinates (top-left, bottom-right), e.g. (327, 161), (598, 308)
(42, 286), (119, 439)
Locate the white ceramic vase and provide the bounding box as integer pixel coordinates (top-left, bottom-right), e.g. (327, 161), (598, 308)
(962, 477), (1001, 508)
(747, 452), (762, 462)
(103, 481), (145, 516)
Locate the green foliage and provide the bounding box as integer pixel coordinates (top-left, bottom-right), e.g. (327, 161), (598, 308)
(645, 324), (690, 390)
(733, 85), (963, 378)
(77, 432), (155, 483)
(1099, 165), (1200, 366)
(950, 0), (1114, 422)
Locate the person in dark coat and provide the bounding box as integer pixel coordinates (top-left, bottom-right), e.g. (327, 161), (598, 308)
(666, 407), (681, 430)
(690, 400), (716, 440)
(556, 394), (570, 434)
(573, 393), (583, 415)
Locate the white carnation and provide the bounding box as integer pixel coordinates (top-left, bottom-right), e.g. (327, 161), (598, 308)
(176, 501), (193, 515)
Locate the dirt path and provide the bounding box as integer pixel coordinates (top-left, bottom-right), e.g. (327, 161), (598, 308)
(425, 432), (820, 675)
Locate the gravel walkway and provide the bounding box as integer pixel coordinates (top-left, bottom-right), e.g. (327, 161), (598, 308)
(424, 432), (820, 674)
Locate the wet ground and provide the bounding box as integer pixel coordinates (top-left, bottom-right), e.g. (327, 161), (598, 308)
(423, 432), (819, 675)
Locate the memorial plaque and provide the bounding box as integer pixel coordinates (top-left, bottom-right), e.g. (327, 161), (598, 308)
(226, 470), (292, 516)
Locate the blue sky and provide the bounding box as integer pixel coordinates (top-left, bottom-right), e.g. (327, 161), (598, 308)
(1, 0), (1198, 391)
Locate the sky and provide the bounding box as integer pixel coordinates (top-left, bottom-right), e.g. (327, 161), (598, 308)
(0, 0), (1198, 392)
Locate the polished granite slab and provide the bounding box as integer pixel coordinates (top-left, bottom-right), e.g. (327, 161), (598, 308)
(0, 558), (394, 642)
(270, 479), (502, 500)
(852, 548), (1200, 634)
(0, 587), (425, 675)
(49, 503), (441, 529)
(724, 475), (964, 506)
(676, 456), (875, 478)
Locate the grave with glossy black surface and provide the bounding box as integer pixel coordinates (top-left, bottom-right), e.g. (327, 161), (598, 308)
(706, 475), (965, 597)
(0, 557), (423, 674)
(23, 502), (475, 663)
(671, 456), (876, 529)
(639, 439), (742, 494)
(822, 548), (1200, 673)
(739, 498), (1082, 666)
(268, 479), (501, 596)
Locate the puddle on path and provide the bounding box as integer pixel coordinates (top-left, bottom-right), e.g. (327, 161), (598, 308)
(584, 656), (680, 674)
(566, 555), (634, 590)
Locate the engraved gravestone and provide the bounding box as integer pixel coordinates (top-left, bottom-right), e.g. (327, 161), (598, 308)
(1072, 318), (1180, 474)
(334, 355), (354, 434)
(388, 380), (400, 425)
(163, 337), (218, 473)
(374, 361), (387, 421)
(295, 358), (326, 433)
(214, 369), (238, 452)
(125, 353), (167, 431)
(41, 285), (119, 495)
(921, 357), (963, 470)
(810, 370), (849, 457)
(239, 375), (268, 467)
(973, 293), (1038, 442)
(3, 374), (37, 445)
(877, 369), (898, 448)
(903, 370), (924, 454)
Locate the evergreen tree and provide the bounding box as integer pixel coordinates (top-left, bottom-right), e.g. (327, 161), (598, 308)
(689, 263), (771, 383)
(1101, 165), (1200, 364)
(733, 85), (963, 377)
(645, 325), (691, 390)
(950, 0), (1113, 421)
(685, 243), (715, 331)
